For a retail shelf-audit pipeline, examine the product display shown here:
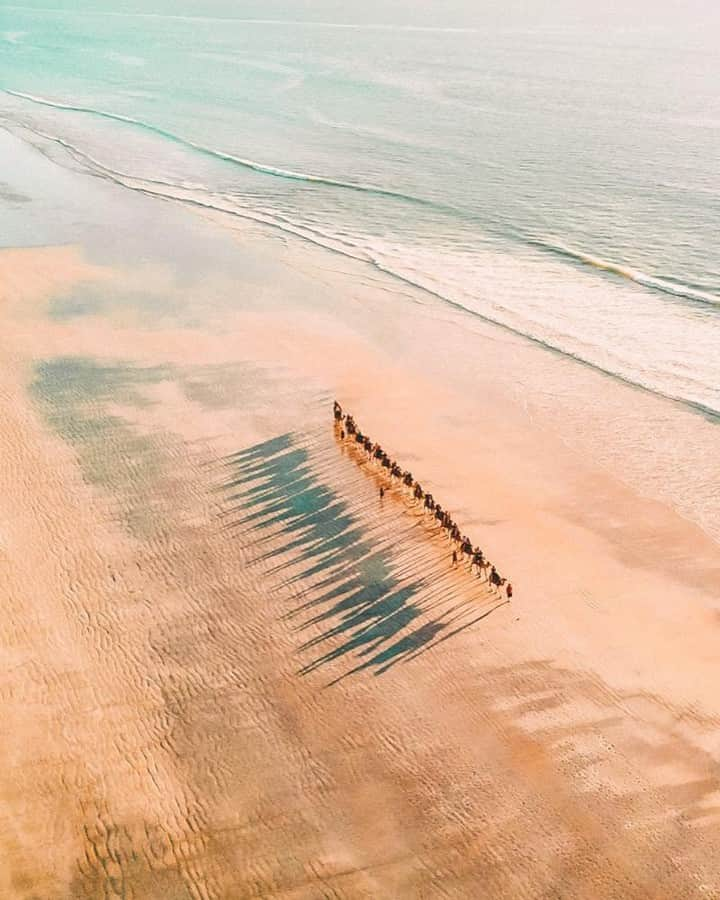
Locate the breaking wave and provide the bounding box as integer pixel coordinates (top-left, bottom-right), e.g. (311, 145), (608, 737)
(3, 89), (447, 210)
(525, 238), (720, 308)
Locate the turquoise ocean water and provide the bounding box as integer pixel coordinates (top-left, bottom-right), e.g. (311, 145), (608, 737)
(1, 1), (719, 416)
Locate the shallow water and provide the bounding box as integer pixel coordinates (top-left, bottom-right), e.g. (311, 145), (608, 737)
(1, 0), (719, 414)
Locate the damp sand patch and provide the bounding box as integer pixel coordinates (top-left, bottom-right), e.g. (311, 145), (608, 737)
(48, 283), (187, 327)
(31, 357), (176, 539)
(47, 268), (244, 331)
(0, 182), (31, 204)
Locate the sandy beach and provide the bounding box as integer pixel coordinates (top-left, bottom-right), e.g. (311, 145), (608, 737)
(2, 127), (720, 898)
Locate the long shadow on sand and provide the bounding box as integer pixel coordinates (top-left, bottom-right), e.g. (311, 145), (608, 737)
(219, 431), (505, 682)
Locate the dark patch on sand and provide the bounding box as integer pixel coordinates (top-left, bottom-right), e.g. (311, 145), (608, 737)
(31, 357), (172, 537)
(48, 284), (181, 324)
(0, 182), (31, 204)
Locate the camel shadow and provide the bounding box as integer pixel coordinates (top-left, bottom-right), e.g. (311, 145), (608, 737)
(219, 432), (506, 681)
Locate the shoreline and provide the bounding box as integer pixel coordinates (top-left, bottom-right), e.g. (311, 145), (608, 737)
(1, 126), (720, 897)
(4, 105), (719, 424)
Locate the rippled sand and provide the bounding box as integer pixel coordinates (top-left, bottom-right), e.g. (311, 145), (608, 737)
(2, 131), (720, 899)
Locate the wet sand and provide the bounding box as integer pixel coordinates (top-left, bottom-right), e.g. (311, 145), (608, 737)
(1, 128), (720, 898)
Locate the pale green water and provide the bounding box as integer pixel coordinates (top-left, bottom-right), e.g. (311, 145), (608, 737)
(1, 0), (719, 414)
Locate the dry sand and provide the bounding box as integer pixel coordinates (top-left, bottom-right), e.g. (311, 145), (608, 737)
(1, 222), (720, 900)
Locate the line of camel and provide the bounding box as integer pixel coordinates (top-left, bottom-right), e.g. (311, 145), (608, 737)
(333, 401), (512, 601)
